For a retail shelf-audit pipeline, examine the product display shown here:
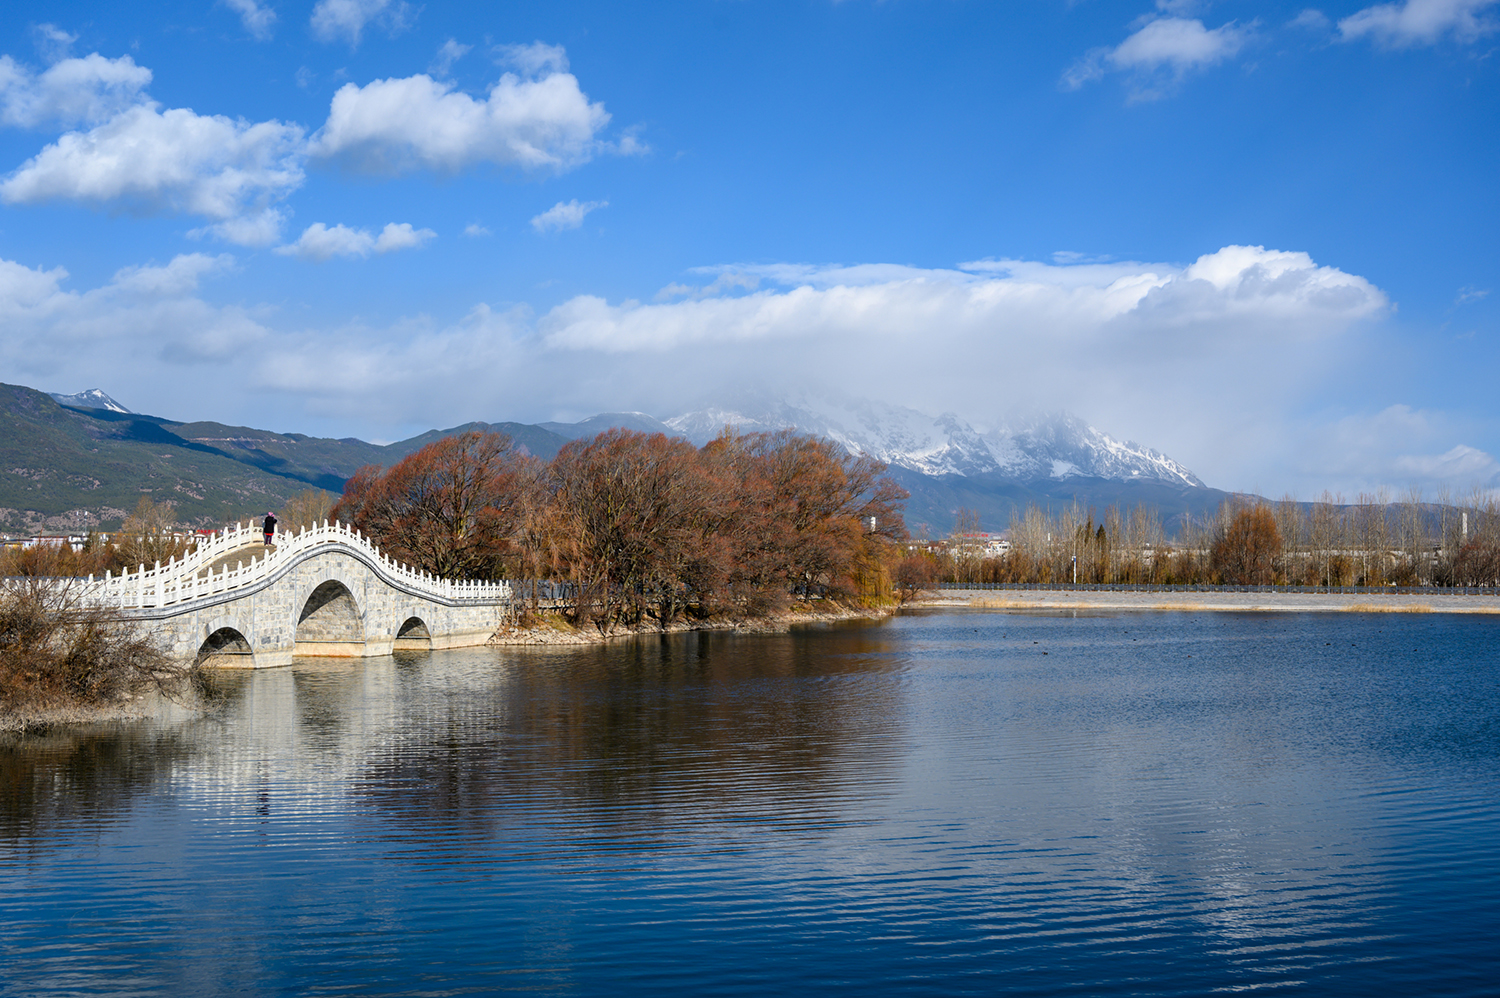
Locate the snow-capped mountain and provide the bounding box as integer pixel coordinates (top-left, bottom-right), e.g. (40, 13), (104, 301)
(49, 388), (131, 413)
(662, 394), (1203, 487)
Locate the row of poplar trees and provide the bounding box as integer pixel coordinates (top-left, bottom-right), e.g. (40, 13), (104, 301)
(940, 493), (1500, 587)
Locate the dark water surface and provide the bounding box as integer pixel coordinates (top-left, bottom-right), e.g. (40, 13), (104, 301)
(4, 610), (1499, 996)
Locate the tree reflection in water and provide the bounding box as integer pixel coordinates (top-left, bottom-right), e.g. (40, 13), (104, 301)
(1, 623), (911, 861)
(351, 625), (911, 853)
(1, 722), (200, 847)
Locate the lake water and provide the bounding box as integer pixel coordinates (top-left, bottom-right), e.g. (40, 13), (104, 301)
(3, 610), (1498, 996)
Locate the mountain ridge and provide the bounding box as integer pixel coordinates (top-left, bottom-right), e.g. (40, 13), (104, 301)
(3, 381), (1223, 536)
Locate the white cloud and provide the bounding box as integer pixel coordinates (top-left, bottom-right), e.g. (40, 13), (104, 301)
(32, 24), (77, 64)
(14, 242), (1474, 497)
(1339, 0), (1499, 46)
(310, 0), (414, 47)
(495, 41), (569, 76)
(0, 104), (305, 243)
(191, 208), (288, 248)
(373, 221), (435, 252)
(462, 223), (491, 237)
(222, 0), (278, 41)
(1064, 17), (1253, 98)
(276, 222), (371, 260)
(1289, 8), (1334, 31)
(431, 38), (471, 76)
(276, 221), (434, 260)
(110, 252), (235, 297)
(1395, 444), (1499, 482)
(1292, 406), (1500, 493)
(0, 251), (269, 383)
(514, 245), (1387, 491)
(531, 199), (607, 233)
(309, 63), (611, 174)
(0, 53), (153, 129)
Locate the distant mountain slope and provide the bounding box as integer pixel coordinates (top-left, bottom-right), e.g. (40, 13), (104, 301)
(1, 383), (575, 533)
(888, 468), (1233, 538)
(2, 384), (320, 532)
(539, 412), (676, 440)
(389, 421), (571, 462)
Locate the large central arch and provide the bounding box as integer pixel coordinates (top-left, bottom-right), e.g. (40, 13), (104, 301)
(294, 579), (365, 656)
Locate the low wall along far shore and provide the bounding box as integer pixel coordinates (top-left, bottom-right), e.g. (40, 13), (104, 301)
(923, 586), (1500, 615)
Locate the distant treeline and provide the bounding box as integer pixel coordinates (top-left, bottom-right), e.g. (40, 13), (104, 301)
(0, 491), (338, 580)
(929, 492), (1500, 588)
(333, 428), (909, 629)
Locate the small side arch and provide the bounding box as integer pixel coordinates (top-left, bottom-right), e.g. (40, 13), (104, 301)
(197, 627), (255, 668)
(394, 616), (433, 651)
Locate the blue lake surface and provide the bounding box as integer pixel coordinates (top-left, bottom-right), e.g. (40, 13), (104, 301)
(3, 609), (1499, 996)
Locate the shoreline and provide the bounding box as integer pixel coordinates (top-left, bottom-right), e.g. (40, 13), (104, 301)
(3, 604), (890, 731)
(487, 603), (893, 646)
(915, 588), (1500, 615)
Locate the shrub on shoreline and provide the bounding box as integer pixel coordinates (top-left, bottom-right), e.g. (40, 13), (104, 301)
(0, 579), (189, 724)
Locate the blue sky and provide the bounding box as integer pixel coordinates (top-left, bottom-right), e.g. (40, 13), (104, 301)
(0, 0), (1495, 497)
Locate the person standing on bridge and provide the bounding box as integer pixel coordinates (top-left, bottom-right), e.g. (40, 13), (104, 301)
(262, 511), (277, 548)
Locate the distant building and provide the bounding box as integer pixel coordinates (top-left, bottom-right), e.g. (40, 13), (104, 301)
(4, 534), (92, 552)
(950, 532), (1012, 558)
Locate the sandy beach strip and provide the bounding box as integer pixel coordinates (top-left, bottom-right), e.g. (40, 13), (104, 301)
(919, 589), (1500, 615)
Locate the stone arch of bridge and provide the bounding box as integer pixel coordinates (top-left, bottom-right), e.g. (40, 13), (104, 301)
(294, 578), (366, 656)
(197, 625), (255, 667)
(394, 615), (433, 651)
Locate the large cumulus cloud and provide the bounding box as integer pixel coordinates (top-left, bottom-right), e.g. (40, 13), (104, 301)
(13, 242), (1476, 495)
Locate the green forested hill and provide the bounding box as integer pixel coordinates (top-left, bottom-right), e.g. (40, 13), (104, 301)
(0, 383), (571, 532)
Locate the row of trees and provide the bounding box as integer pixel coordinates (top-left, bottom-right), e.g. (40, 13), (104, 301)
(2, 489), (341, 579)
(930, 491), (1500, 587)
(333, 428), (909, 629)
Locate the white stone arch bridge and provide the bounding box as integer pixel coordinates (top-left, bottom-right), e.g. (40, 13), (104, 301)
(81, 521), (510, 668)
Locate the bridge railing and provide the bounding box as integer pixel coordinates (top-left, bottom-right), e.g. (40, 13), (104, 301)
(81, 520), (511, 609)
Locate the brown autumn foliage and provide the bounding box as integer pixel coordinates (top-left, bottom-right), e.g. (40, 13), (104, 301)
(1211, 505), (1283, 585)
(332, 426), (909, 628)
(334, 431), (542, 582)
(894, 552), (939, 603)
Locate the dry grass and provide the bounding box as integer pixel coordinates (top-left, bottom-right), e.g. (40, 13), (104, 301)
(1342, 602), (1434, 614)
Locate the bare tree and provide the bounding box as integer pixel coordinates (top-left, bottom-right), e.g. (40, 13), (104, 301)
(115, 498), (186, 570)
(280, 488), (338, 533)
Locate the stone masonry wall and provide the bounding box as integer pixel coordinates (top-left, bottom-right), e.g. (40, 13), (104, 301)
(127, 543), (507, 668)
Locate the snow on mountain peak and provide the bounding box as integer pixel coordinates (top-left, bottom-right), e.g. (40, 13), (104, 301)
(661, 394), (1204, 487)
(49, 389), (132, 413)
